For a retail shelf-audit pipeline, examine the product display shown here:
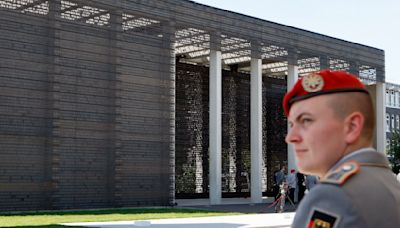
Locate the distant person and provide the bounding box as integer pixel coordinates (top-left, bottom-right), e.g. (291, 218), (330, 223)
(286, 169), (297, 203)
(273, 166), (286, 199)
(275, 166), (286, 186)
(305, 175), (318, 191)
(296, 172), (306, 202)
(284, 70), (400, 227)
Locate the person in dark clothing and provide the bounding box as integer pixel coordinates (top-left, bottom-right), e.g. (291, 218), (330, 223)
(296, 172), (306, 202)
(273, 166), (286, 200)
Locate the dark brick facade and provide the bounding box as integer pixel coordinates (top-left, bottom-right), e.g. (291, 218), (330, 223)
(0, 3), (174, 211)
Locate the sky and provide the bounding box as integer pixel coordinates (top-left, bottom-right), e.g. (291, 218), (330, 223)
(193, 0), (400, 85)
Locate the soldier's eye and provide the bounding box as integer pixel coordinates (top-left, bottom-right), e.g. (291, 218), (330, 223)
(301, 118), (312, 125)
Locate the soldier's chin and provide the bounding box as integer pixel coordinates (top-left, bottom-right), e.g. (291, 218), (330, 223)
(296, 163), (314, 175)
(298, 167), (309, 175)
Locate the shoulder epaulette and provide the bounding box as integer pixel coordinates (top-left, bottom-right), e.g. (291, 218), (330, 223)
(321, 161), (360, 185)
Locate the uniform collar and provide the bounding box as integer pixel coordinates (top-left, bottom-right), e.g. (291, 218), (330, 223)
(341, 147), (375, 161)
(329, 147), (389, 172)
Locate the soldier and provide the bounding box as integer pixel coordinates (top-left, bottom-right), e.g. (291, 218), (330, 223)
(283, 70), (400, 227)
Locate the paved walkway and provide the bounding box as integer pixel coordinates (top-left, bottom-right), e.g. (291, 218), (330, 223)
(177, 198), (296, 214)
(63, 198), (296, 228)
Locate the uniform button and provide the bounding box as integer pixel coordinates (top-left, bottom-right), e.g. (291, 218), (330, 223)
(342, 165), (352, 171)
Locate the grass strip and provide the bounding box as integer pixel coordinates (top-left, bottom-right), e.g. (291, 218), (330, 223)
(0, 208), (242, 227)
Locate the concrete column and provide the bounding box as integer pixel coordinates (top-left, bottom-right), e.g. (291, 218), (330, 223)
(366, 82), (386, 153)
(376, 82), (386, 153)
(287, 65), (298, 171)
(209, 47), (222, 205)
(349, 61), (359, 75)
(250, 57), (263, 204)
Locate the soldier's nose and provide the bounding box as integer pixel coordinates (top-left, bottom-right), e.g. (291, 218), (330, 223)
(286, 127), (300, 144)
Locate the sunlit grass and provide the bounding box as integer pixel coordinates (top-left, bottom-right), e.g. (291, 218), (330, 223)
(0, 208), (243, 227)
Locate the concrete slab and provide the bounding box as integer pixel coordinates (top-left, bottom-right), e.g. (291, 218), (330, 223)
(63, 212), (295, 228)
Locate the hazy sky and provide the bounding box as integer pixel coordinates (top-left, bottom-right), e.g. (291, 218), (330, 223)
(193, 0), (400, 85)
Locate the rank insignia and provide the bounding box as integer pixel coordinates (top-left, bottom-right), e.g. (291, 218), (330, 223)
(308, 208), (339, 228)
(321, 161), (360, 185)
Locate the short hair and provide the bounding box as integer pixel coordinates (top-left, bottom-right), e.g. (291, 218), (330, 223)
(327, 92), (375, 141)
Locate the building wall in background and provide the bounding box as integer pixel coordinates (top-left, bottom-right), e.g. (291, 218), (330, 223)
(386, 83), (400, 150)
(0, 2), (174, 211)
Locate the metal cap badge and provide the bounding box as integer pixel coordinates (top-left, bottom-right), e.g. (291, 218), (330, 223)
(301, 73), (324, 92)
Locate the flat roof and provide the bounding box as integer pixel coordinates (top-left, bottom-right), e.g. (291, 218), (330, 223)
(0, 0), (384, 82)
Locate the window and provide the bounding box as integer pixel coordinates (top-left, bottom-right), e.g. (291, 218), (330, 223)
(392, 114), (395, 132)
(386, 113), (390, 132)
(397, 115), (400, 130)
(391, 91), (395, 106)
(386, 90), (390, 106)
(397, 91), (400, 107)
(386, 139), (391, 151)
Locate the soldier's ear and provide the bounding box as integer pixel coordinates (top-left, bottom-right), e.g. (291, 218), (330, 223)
(344, 112), (364, 144)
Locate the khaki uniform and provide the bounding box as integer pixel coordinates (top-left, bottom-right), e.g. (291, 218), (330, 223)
(292, 148), (400, 228)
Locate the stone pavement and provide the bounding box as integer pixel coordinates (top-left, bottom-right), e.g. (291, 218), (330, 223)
(63, 198), (296, 228)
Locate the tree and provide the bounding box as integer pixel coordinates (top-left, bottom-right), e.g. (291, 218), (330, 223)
(388, 131), (400, 174)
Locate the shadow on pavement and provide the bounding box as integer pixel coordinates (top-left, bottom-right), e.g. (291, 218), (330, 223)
(12, 225), (85, 228)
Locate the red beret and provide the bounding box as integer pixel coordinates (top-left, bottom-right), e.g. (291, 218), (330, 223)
(283, 70), (368, 116)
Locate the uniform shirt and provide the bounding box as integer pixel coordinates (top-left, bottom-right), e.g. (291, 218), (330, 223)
(292, 148), (400, 228)
(287, 173), (297, 189)
(275, 170), (286, 186)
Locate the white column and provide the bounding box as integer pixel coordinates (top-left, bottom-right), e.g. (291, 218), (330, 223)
(250, 58), (263, 204)
(287, 65), (298, 171)
(376, 82), (386, 153)
(209, 49), (222, 205)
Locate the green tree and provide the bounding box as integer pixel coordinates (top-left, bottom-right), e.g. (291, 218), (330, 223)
(388, 131), (400, 174)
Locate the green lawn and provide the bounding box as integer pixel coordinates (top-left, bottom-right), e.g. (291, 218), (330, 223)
(0, 208), (242, 227)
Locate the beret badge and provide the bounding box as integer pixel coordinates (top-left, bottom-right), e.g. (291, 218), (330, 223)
(301, 73), (324, 92)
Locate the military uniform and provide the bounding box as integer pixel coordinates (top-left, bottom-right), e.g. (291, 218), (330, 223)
(292, 148), (400, 228)
(283, 70), (400, 227)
